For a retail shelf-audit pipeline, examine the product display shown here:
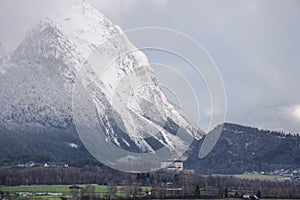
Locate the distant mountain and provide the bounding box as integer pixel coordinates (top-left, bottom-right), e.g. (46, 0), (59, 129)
(185, 123), (300, 174)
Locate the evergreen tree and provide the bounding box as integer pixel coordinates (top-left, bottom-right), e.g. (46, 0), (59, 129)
(195, 184), (200, 197)
(256, 190), (262, 198)
(224, 187), (229, 198)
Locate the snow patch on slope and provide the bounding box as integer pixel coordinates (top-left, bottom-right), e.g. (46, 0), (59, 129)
(66, 142), (79, 149)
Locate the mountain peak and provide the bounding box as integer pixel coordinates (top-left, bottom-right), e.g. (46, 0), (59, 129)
(13, 1), (120, 71)
(47, 0), (121, 60)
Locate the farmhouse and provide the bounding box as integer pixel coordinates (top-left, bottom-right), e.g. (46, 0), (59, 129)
(24, 161), (35, 167)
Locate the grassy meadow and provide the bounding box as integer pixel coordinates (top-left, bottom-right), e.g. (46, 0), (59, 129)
(233, 173), (284, 180)
(0, 185), (151, 199)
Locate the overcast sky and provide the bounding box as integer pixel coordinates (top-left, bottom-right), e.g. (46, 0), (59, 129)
(0, 0), (300, 134)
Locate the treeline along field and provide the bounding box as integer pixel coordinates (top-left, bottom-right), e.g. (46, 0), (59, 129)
(1, 168), (300, 199)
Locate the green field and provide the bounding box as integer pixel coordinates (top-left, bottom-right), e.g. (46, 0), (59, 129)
(0, 185), (151, 198)
(233, 173), (284, 180)
(1, 185), (71, 194)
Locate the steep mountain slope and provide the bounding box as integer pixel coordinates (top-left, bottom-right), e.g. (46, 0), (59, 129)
(0, 126), (94, 166)
(185, 123), (300, 174)
(0, 0), (202, 165)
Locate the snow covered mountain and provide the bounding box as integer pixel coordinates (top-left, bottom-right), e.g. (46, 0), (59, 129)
(0, 0), (203, 159)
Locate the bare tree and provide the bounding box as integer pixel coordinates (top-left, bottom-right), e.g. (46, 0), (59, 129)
(81, 184), (96, 200)
(108, 182), (117, 200)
